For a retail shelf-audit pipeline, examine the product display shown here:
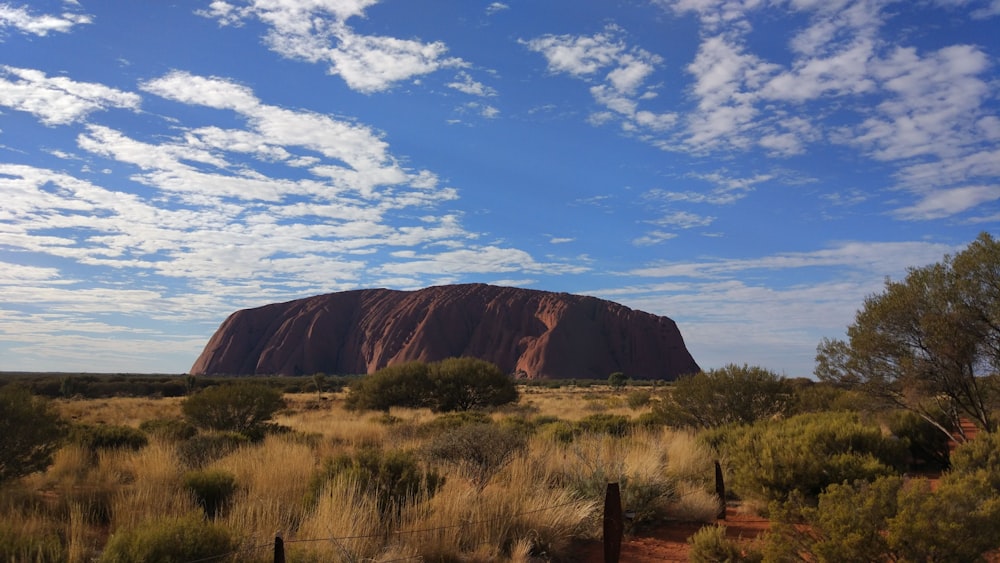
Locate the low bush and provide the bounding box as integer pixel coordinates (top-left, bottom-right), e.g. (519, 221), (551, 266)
(99, 511), (235, 563)
(183, 469), (237, 519)
(655, 364), (792, 429)
(138, 418), (197, 441)
(626, 389), (652, 410)
(423, 423), (526, 489)
(308, 447), (444, 513)
(177, 432), (249, 468)
(575, 414), (633, 437)
(0, 386), (65, 482)
(884, 409), (951, 471)
(765, 472), (1000, 561)
(182, 383), (284, 438)
(688, 525), (761, 563)
(71, 425), (148, 452)
(345, 358), (518, 413)
(712, 412), (907, 503)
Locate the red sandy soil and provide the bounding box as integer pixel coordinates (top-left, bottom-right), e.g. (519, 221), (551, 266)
(570, 507), (769, 563)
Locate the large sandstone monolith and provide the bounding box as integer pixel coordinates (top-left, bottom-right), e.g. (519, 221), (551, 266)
(190, 283), (700, 380)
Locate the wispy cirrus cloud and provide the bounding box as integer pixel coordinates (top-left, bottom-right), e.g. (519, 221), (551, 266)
(0, 3), (91, 36)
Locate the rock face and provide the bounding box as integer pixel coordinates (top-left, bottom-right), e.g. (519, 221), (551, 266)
(190, 284), (700, 380)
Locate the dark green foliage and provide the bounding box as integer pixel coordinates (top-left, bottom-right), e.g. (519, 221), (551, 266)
(688, 525), (761, 563)
(766, 469), (1000, 561)
(182, 383), (284, 438)
(0, 386), (65, 482)
(345, 358), (518, 413)
(307, 447), (443, 513)
(423, 422), (527, 488)
(816, 233), (1000, 439)
(98, 511), (235, 563)
(625, 389), (652, 410)
(345, 362), (433, 411)
(713, 412), (907, 503)
(427, 357), (519, 412)
(138, 418), (198, 441)
(654, 364), (793, 429)
(950, 430), (1000, 491)
(184, 469), (237, 519)
(885, 409), (951, 471)
(608, 371), (628, 390)
(177, 432), (249, 467)
(575, 413), (633, 437)
(71, 424), (148, 452)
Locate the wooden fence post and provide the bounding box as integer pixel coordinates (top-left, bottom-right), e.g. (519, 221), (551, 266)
(603, 482), (623, 563)
(714, 460), (726, 520)
(273, 533), (285, 563)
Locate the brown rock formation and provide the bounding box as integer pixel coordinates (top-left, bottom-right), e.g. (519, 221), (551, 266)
(190, 284), (700, 380)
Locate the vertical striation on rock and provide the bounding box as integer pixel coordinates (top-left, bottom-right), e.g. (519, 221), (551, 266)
(189, 283), (700, 380)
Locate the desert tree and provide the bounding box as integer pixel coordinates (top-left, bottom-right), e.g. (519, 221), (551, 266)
(815, 232), (1000, 442)
(654, 364), (793, 428)
(181, 382), (284, 438)
(0, 385), (65, 482)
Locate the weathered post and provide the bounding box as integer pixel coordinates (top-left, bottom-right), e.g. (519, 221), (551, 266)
(604, 482), (623, 563)
(273, 533), (285, 563)
(714, 460), (726, 520)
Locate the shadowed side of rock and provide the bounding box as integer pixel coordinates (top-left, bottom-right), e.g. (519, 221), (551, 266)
(189, 283), (700, 380)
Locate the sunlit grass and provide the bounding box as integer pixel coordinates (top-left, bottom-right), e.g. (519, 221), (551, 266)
(3, 384), (720, 562)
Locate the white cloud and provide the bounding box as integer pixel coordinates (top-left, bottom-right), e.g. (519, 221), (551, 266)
(198, 1), (465, 93)
(629, 240), (958, 278)
(0, 3), (91, 36)
(524, 28), (676, 137)
(0, 66), (141, 125)
(486, 2), (509, 15)
(894, 185), (1000, 220)
(447, 71), (496, 96)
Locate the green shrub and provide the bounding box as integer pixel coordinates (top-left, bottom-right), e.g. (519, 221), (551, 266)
(884, 409), (951, 471)
(99, 511), (235, 563)
(655, 364), (792, 429)
(184, 469), (237, 519)
(182, 383), (284, 439)
(765, 473), (1000, 561)
(177, 432), (249, 468)
(308, 447), (443, 513)
(0, 386), (65, 482)
(344, 362), (433, 412)
(345, 358), (518, 413)
(71, 424), (148, 452)
(427, 357), (519, 412)
(626, 389), (652, 410)
(688, 525), (761, 563)
(423, 423), (526, 488)
(139, 418), (197, 441)
(717, 412), (907, 503)
(575, 413), (632, 437)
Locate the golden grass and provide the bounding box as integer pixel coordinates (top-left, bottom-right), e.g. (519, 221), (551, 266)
(54, 396), (183, 427)
(6, 385), (720, 562)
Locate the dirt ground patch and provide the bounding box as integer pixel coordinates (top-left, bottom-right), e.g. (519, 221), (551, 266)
(570, 507), (769, 562)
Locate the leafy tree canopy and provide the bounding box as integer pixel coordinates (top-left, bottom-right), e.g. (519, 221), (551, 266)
(816, 232), (1000, 440)
(654, 363), (793, 428)
(345, 358), (518, 413)
(0, 385), (65, 482)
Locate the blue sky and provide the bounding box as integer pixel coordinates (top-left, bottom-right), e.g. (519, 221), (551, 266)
(1, 0), (998, 377)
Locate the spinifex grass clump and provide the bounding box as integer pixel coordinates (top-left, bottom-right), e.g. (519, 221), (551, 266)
(99, 511), (235, 563)
(183, 469), (237, 519)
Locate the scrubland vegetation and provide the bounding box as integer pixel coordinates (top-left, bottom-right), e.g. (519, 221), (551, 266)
(1, 370), (998, 563)
(2, 234), (999, 561)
